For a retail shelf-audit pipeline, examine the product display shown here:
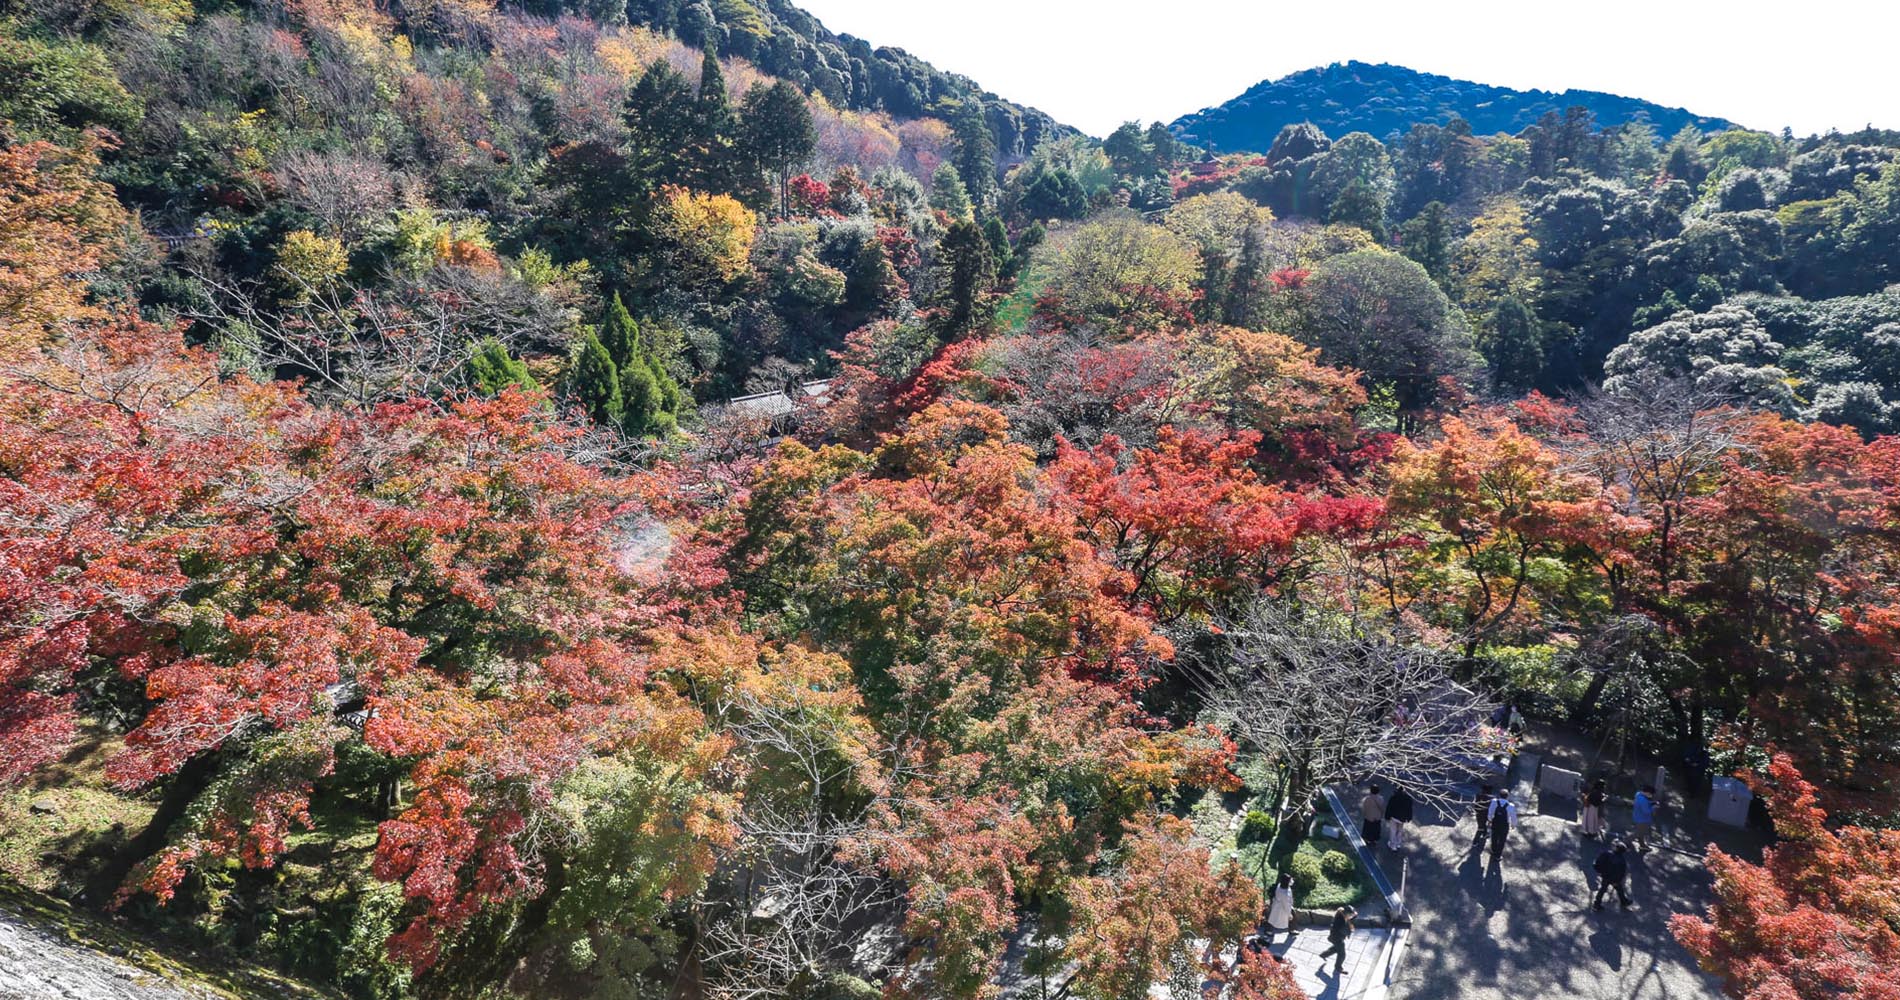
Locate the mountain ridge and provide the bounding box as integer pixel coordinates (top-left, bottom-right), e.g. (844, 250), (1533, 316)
(626, 0), (1076, 158)
(1172, 60), (1740, 152)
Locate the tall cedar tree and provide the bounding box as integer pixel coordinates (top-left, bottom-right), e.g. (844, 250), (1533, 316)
(741, 80), (817, 217)
(1483, 295), (1545, 393)
(571, 331), (623, 426)
(927, 220), (998, 340)
(930, 162), (974, 222)
(693, 43), (745, 199)
(599, 292), (680, 437)
(624, 60), (700, 198)
(950, 101), (998, 213)
(1145, 120), (1179, 172)
(1399, 200), (1453, 285)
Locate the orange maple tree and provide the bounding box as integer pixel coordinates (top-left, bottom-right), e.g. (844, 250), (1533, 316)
(1672, 753), (1900, 1000)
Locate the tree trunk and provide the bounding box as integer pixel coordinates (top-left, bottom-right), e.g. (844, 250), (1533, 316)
(1573, 669), (1611, 722)
(87, 750), (221, 905)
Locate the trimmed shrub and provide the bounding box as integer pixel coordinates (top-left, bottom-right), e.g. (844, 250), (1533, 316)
(1286, 852), (1323, 893)
(1320, 849), (1357, 881)
(1239, 809), (1277, 845)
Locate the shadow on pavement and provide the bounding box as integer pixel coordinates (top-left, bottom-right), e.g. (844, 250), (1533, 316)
(1381, 798), (1725, 1000)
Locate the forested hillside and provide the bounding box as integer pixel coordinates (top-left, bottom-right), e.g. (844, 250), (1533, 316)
(3, 0), (1899, 999)
(1172, 61), (1737, 152)
(623, 0), (1072, 160)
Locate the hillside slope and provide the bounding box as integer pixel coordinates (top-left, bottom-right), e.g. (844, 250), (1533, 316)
(1172, 60), (1737, 151)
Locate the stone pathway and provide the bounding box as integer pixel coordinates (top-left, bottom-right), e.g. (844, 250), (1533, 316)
(1378, 784), (1748, 1000)
(0, 905), (223, 1000)
(1261, 926), (1393, 999)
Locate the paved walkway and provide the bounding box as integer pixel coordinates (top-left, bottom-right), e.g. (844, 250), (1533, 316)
(1260, 926), (1393, 999)
(1381, 789), (1739, 1000)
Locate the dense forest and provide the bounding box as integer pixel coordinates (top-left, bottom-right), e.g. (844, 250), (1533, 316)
(1171, 61), (1736, 153)
(2, 0), (1899, 998)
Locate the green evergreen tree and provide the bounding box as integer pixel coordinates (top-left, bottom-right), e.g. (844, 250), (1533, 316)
(843, 236), (902, 324)
(624, 60), (700, 196)
(1021, 168), (1087, 221)
(619, 357), (662, 437)
(1144, 121), (1178, 172)
(693, 42), (741, 195)
(467, 340), (538, 396)
(571, 333), (623, 427)
(1102, 122), (1149, 175)
(927, 219), (998, 340)
(633, 355), (680, 438)
(1008, 222), (1045, 281)
(982, 217), (1013, 275)
(741, 80), (817, 216)
(1398, 201), (1453, 287)
(930, 163), (973, 222)
(950, 101), (997, 213)
(1192, 247), (1232, 325)
(1482, 295), (1546, 393)
(595, 293), (681, 438)
(1223, 223), (1269, 328)
(599, 292), (641, 370)
(1327, 177), (1389, 242)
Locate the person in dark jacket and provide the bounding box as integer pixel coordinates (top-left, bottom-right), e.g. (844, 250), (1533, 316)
(1593, 840), (1632, 910)
(1385, 786), (1415, 850)
(1316, 906), (1355, 974)
(1487, 794), (1517, 864)
(1473, 784), (1495, 847)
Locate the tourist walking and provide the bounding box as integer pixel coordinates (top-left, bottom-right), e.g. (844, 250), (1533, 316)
(1592, 840), (1633, 910)
(1581, 778), (1608, 838)
(1633, 784), (1657, 851)
(1360, 784), (1386, 845)
(1472, 784), (1496, 847)
(1385, 786), (1414, 850)
(1316, 906), (1355, 975)
(1265, 872), (1295, 936)
(1487, 793), (1518, 864)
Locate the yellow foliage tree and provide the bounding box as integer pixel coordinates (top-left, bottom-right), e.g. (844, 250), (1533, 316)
(274, 229), (349, 301)
(648, 184), (758, 288)
(1164, 191), (1272, 259)
(1453, 196), (1542, 314)
(0, 133), (133, 354)
(1045, 214), (1199, 331)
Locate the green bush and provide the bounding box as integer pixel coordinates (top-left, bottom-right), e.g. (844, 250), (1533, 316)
(1239, 809), (1277, 845)
(1490, 643), (1587, 720)
(1319, 849), (1357, 881)
(816, 973), (882, 1000)
(1286, 852), (1323, 893)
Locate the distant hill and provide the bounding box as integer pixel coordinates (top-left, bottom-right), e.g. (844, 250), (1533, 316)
(624, 0), (1075, 159)
(1171, 61), (1739, 152)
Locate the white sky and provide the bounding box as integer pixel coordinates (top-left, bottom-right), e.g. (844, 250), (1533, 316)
(794, 0), (1899, 138)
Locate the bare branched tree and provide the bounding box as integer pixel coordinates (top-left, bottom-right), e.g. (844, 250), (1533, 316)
(188, 264), (574, 409)
(1194, 599), (1502, 830)
(1571, 375), (1753, 601)
(989, 327), (1185, 458)
(694, 688), (904, 1000)
(273, 149), (397, 242)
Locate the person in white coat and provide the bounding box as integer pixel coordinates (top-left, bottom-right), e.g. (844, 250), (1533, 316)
(1265, 871), (1295, 938)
